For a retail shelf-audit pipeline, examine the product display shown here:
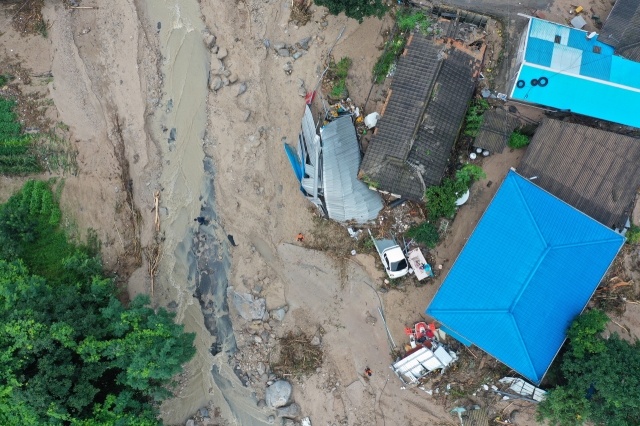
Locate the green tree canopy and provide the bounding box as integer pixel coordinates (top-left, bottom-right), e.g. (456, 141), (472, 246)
(537, 309), (640, 426)
(314, 0), (388, 23)
(0, 181), (196, 424)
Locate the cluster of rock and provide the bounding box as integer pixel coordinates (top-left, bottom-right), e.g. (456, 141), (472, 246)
(229, 285), (313, 424)
(183, 401), (227, 426)
(202, 31), (245, 95)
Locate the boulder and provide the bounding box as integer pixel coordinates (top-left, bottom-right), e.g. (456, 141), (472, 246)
(185, 420), (195, 426)
(298, 87), (307, 97)
(267, 416), (275, 424)
(265, 380), (292, 409)
(274, 42), (286, 50)
(276, 403), (302, 419)
(210, 45), (219, 54)
(237, 82), (247, 96)
(283, 62), (293, 73)
(310, 335), (321, 346)
(209, 77), (223, 91)
(292, 51), (303, 60)
(257, 399), (267, 409)
(298, 36), (312, 49)
(211, 58), (225, 74)
(277, 49), (290, 57)
(204, 34), (216, 48)
(217, 47), (228, 59)
(233, 292), (265, 320)
(270, 308), (286, 321)
(229, 74), (238, 84)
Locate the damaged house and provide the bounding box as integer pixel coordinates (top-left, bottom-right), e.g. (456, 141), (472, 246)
(510, 15), (640, 128)
(285, 106), (383, 223)
(359, 31), (485, 201)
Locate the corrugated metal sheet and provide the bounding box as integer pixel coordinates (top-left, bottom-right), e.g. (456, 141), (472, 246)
(426, 171), (625, 384)
(321, 116), (382, 223)
(598, 0), (640, 62)
(473, 108), (521, 153)
(517, 119), (640, 229)
(466, 408), (490, 426)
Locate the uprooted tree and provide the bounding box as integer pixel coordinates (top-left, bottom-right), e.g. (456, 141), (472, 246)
(536, 309), (640, 426)
(313, 0), (388, 23)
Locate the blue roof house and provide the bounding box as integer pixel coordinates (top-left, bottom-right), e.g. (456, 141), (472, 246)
(510, 17), (640, 128)
(426, 171), (625, 384)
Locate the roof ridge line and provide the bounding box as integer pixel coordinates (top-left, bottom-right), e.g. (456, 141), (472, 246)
(509, 247), (550, 313)
(511, 173), (548, 247)
(550, 237), (626, 250)
(509, 314), (539, 383)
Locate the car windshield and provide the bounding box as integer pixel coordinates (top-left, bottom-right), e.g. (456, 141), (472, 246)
(390, 258), (408, 272)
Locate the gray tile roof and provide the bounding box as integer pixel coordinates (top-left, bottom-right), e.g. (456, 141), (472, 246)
(360, 34), (482, 201)
(321, 116), (383, 223)
(516, 119), (640, 229)
(598, 0), (640, 62)
(473, 108), (521, 154)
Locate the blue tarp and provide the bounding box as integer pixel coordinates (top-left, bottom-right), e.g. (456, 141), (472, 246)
(284, 143), (303, 182)
(426, 171), (624, 384)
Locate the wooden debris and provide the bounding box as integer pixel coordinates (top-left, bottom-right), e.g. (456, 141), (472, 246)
(153, 191), (160, 231)
(144, 243), (162, 296)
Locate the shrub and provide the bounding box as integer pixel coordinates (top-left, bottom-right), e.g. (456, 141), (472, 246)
(405, 222), (439, 248)
(463, 99), (490, 137)
(456, 164), (486, 187)
(425, 178), (467, 218)
(373, 34), (406, 83)
(396, 9), (431, 32)
(626, 223), (640, 244)
(329, 57), (352, 98)
(508, 131), (530, 148)
(313, 0), (388, 23)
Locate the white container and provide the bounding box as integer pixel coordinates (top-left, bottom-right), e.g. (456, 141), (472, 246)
(470, 153), (477, 160)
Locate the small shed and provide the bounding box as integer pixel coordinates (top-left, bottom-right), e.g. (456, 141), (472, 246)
(426, 171), (625, 384)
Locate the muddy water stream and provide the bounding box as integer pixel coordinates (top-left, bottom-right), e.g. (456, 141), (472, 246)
(143, 0), (269, 424)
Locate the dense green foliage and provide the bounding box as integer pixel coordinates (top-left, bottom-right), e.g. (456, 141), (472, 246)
(329, 57), (352, 98)
(537, 310), (640, 426)
(372, 34), (406, 83)
(313, 0), (388, 23)
(425, 165), (485, 219)
(455, 164), (486, 187)
(626, 223), (640, 245)
(0, 182), (196, 425)
(425, 178), (467, 218)
(507, 131), (530, 149)
(463, 99), (490, 137)
(405, 222), (439, 248)
(396, 8), (431, 33)
(0, 98), (41, 175)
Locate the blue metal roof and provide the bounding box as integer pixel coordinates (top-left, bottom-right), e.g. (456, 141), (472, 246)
(426, 171), (624, 384)
(511, 18), (640, 128)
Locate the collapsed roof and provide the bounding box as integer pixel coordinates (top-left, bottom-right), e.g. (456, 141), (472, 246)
(285, 107), (382, 223)
(359, 33), (483, 201)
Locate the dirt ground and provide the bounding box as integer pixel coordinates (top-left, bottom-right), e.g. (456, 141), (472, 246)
(2, 0), (637, 425)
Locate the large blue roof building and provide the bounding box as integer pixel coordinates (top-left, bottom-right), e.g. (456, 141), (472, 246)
(510, 17), (640, 128)
(426, 171), (625, 384)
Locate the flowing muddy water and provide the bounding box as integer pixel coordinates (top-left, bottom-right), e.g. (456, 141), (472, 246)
(143, 0), (269, 424)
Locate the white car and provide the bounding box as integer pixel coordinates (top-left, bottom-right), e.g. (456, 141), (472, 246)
(368, 229), (409, 279)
